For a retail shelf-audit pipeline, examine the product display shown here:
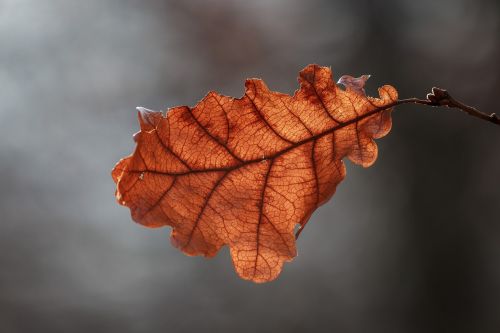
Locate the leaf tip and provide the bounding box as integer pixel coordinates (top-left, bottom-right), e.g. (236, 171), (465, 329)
(136, 106), (162, 131)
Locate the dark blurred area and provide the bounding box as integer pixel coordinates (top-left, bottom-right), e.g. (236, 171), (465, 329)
(1, 0), (499, 332)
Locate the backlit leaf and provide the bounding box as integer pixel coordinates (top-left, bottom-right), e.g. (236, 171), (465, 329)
(112, 64), (398, 282)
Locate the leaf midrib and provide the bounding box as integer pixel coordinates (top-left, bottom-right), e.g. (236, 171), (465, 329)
(129, 99), (398, 177)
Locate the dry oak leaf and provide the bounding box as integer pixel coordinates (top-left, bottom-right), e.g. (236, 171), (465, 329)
(112, 64), (398, 283)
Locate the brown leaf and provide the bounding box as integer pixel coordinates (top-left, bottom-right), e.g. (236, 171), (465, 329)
(112, 64), (398, 283)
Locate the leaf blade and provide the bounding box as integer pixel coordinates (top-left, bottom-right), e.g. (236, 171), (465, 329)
(112, 64), (398, 282)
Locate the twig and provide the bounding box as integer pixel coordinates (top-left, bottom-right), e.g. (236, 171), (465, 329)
(397, 87), (500, 125)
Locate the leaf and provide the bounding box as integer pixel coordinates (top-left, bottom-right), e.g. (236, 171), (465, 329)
(112, 64), (398, 283)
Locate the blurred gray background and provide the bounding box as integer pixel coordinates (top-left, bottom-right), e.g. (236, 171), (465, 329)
(1, 0), (499, 332)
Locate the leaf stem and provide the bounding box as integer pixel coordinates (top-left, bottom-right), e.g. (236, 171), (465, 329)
(396, 87), (500, 126)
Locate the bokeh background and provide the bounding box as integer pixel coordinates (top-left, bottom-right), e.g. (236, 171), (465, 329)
(1, 0), (499, 332)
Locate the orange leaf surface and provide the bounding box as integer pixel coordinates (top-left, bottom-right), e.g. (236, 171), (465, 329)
(112, 64), (398, 283)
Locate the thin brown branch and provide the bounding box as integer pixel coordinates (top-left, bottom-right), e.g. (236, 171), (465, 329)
(396, 87), (500, 126)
